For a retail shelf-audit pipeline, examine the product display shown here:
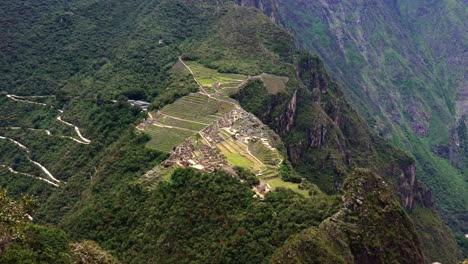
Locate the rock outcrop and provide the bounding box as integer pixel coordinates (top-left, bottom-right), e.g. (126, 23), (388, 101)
(272, 169), (426, 264)
(278, 90), (297, 134)
(236, 0), (278, 22)
(398, 161), (433, 210)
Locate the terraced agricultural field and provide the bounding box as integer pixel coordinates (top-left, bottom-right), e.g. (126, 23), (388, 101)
(145, 125), (194, 152)
(160, 94), (234, 124)
(248, 141), (282, 165)
(185, 61), (247, 91)
(217, 137), (264, 172)
(156, 115), (207, 131)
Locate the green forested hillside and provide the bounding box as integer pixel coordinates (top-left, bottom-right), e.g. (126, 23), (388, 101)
(0, 0), (464, 263)
(241, 0), (468, 256)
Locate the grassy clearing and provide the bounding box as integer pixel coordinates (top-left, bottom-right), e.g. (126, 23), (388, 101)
(217, 139), (262, 171)
(145, 125), (194, 152)
(186, 61), (247, 89)
(171, 60), (189, 73)
(220, 149), (253, 168)
(160, 94), (233, 123)
(263, 177), (309, 197)
(156, 115), (207, 131)
(259, 73), (288, 94)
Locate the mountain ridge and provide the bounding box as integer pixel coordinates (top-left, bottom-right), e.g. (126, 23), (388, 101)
(0, 0), (464, 262)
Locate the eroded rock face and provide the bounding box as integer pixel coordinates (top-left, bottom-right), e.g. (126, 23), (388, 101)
(406, 99), (430, 137)
(236, 0), (278, 21)
(278, 90), (297, 134)
(298, 55), (330, 94)
(398, 162), (433, 210)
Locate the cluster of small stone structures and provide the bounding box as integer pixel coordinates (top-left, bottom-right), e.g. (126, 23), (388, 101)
(144, 108), (281, 197)
(162, 137), (228, 172)
(202, 108), (279, 149)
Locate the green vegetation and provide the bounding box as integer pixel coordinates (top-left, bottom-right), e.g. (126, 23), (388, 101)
(0, 0), (462, 262)
(59, 167), (339, 263)
(185, 61), (246, 89)
(144, 126), (194, 153)
(274, 0), (468, 255)
(258, 73), (289, 94)
(272, 169), (427, 264)
(156, 115), (207, 131)
(160, 94), (234, 123)
(219, 149), (253, 168)
(248, 140), (282, 165)
(0, 189), (118, 264)
(233, 80), (270, 116)
(262, 177), (309, 197)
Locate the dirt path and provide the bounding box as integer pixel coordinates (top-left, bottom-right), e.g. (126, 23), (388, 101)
(27, 157), (61, 183)
(179, 57), (210, 96)
(60, 136), (90, 145)
(0, 136), (30, 152)
(199, 131), (212, 147)
(0, 127), (52, 136)
(0, 135), (62, 185)
(179, 58), (247, 111)
(0, 126), (87, 144)
(0, 164), (58, 187)
(152, 121), (199, 133)
(5, 94), (92, 144)
(158, 112), (210, 126)
(6, 95), (48, 106)
(57, 116), (91, 144)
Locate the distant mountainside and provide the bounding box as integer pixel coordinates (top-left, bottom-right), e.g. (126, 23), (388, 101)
(237, 0), (468, 257)
(0, 0), (464, 263)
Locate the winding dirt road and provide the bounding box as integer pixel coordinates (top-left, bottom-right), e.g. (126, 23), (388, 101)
(5, 94), (91, 145)
(56, 116), (91, 144)
(0, 164), (58, 187)
(0, 135), (62, 186)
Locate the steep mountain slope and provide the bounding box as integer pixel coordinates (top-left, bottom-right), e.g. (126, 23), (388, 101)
(237, 0), (468, 256)
(271, 169), (425, 264)
(0, 0), (463, 263)
(0, 189), (117, 263)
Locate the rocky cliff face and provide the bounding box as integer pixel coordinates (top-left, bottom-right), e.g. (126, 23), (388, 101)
(232, 0), (466, 259)
(399, 161), (433, 210)
(278, 89), (296, 134)
(235, 51), (434, 213)
(236, 0), (278, 21)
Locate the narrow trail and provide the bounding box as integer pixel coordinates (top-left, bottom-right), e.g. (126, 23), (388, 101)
(194, 91), (239, 110)
(0, 127), (52, 136)
(0, 136), (30, 152)
(179, 57), (210, 96)
(237, 139), (265, 167)
(152, 121), (199, 133)
(6, 95), (48, 106)
(1, 126), (87, 144)
(10, 95), (55, 98)
(158, 112), (210, 126)
(60, 136), (90, 145)
(5, 94), (92, 144)
(56, 116), (91, 144)
(27, 157), (61, 183)
(199, 131), (212, 147)
(179, 58), (246, 110)
(0, 165), (58, 187)
(0, 135), (62, 185)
